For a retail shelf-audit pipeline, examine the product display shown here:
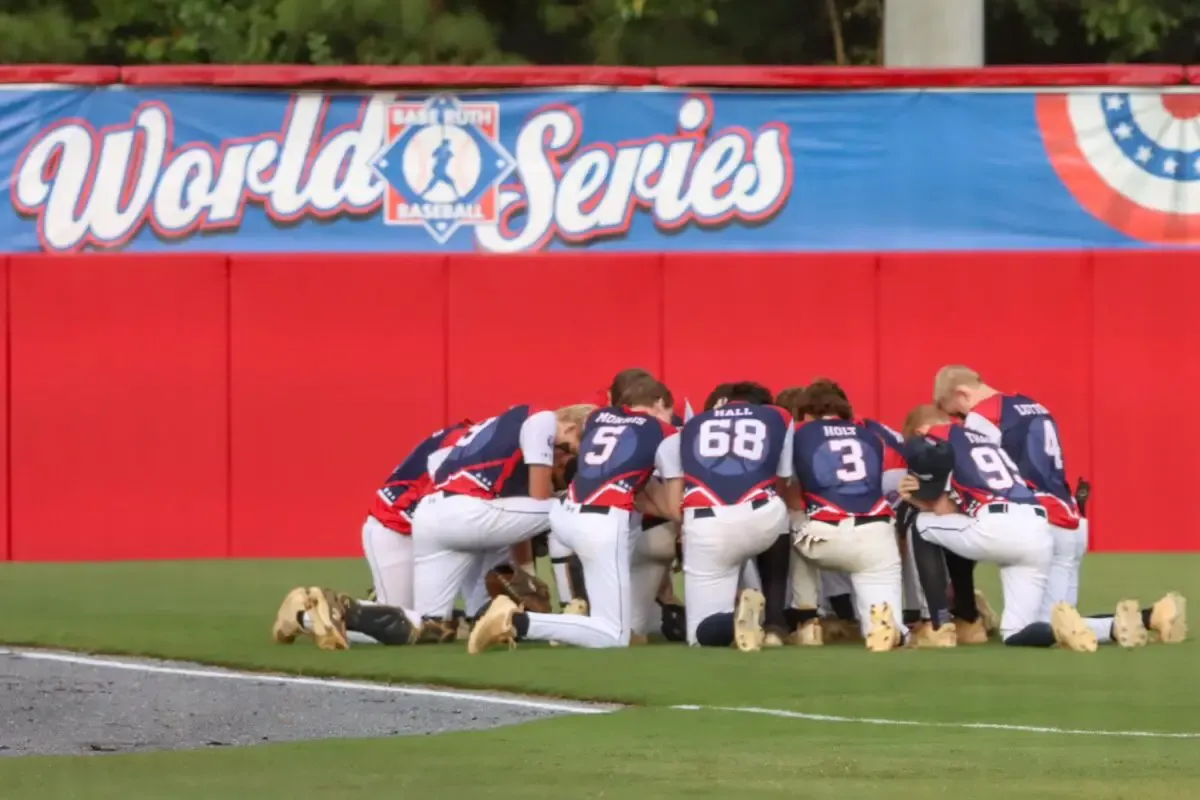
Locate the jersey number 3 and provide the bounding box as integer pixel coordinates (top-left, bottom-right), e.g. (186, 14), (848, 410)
(698, 418), (767, 460)
(829, 438), (867, 481)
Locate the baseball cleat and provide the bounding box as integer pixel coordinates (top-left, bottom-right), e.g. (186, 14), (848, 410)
(1149, 592), (1187, 643)
(628, 634), (650, 646)
(865, 603), (900, 652)
(272, 587), (312, 644)
(1112, 599), (1148, 648)
(908, 621), (958, 648)
(819, 618), (860, 644)
(468, 595), (519, 654)
(790, 619), (824, 647)
(549, 598), (589, 647)
(305, 587), (349, 651)
(1051, 603), (1098, 652)
(733, 589), (766, 652)
(763, 625), (788, 648)
(952, 616), (989, 645)
(974, 590), (1001, 636)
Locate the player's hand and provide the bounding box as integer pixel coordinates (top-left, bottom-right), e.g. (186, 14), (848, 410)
(898, 474), (920, 501)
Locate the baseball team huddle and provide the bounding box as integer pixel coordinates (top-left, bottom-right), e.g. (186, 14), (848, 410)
(271, 366), (1187, 655)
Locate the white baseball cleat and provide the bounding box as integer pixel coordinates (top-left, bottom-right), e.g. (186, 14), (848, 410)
(1051, 603), (1098, 652)
(733, 589), (766, 652)
(1112, 599), (1148, 648)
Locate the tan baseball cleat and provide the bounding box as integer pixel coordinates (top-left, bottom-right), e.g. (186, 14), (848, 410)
(1112, 599), (1149, 648)
(1149, 592), (1188, 643)
(865, 603), (901, 652)
(628, 634), (649, 646)
(953, 616), (989, 645)
(1051, 603), (1098, 652)
(468, 595), (519, 654)
(763, 625), (788, 648)
(733, 589), (766, 652)
(908, 621), (958, 648)
(790, 619), (824, 647)
(306, 588), (349, 651)
(456, 617), (472, 642)
(820, 618), (861, 644)
(272, 587), (312, 644)
(974, 590), (1001, 636)
(549, 598), (589, 647)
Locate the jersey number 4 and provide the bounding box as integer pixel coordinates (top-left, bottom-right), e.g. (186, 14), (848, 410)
(698, 418), (767, 460)
(1041, 419), (1064, 470)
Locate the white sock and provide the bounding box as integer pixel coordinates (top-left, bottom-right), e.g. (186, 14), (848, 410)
(1084, 617), (1113, 644)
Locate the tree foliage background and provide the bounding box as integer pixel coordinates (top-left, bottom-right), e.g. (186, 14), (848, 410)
(2, 0), (1199, 67)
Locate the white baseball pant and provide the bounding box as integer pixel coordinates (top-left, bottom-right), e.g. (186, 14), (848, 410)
(1046, 519), (1088, 608)
(915, 505), (1052, 639)
(362, 515), (414, 608)
(523, 501), (636, 648)
(411, 492), (550, 619)
(792, 519), (905, 634)
(630, 520), (677, 636)
(682, 497), (789, 644)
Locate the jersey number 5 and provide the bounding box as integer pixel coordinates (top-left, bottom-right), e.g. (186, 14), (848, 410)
(829, 438), (867, 481)
(583, 425), (624, 466)
(698, 418), (767, 460)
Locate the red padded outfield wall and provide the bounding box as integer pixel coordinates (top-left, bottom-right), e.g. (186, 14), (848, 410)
(1, 65), (1199, 559)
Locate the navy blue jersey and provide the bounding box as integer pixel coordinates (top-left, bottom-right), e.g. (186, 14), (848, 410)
(569, 407), (675, 510)
(370, 422), (470, 532)
(967, 393), (1078, 527)
(434, 405), (537, 499)
(680, 403), (793, 507)
(926, 422), (1038, 514)
(792, 420), (894, 520)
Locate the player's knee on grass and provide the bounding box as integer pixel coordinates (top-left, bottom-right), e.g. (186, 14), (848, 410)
(1003, 622), (1056, 647)
(694, 612), (735, 647)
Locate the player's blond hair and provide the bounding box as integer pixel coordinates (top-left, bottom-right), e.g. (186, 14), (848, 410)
(556, 404), (597, 428)
(933, 365), (982, 406)
(903, 404), (950, 438)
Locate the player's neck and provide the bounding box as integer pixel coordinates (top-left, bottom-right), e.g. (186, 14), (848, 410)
(968, 386), (999, 410)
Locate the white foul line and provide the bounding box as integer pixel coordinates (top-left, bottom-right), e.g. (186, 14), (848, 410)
(7, 648), (1196, 739)
(672, 705), (1200, 740)
(0, 648), (615, 716)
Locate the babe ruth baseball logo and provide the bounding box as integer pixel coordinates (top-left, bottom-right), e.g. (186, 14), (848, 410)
(1037, 91), (1200, 244)
(370, 95), (517, 244)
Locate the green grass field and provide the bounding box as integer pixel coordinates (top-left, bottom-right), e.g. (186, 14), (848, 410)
(0, 554), (1197, 799)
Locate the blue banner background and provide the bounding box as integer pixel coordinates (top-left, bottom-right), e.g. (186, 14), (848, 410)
(0, 86), (1181, 253)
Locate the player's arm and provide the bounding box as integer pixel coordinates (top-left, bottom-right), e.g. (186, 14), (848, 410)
(520, 410), (559, 501)
(880, 440), (908, 499)
(426, 446), (454, 479)
(654, 432), (685, 522)
(962, 411), (1002, 442)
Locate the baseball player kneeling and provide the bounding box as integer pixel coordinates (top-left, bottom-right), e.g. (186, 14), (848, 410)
(786, 382), (912, 651)
(676, 382), (793, 652)
(470, 379), (679, 652)
(901, 405), (1145, 651)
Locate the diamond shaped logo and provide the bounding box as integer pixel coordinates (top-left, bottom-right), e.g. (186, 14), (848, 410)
(369, 94), (517, 244)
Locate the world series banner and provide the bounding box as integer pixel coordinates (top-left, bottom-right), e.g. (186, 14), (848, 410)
(2, 85), (1199, 253)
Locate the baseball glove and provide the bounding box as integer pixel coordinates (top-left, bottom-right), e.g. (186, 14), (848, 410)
(485, 565), (553, 614)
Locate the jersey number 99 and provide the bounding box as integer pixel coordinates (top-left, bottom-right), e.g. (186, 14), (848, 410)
(698, 418), (767, 460)
(971, 445), (1024, 491)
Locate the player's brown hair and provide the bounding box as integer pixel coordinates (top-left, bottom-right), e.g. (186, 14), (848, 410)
(902, 404), (950, 438)
(808, 376), (849, 400)
(933, 365), (981, 408)
(774, 386), (808, 419)
(608, 368), (654, 404)
(619, 376), (673, 409)
(802, 382), (853, 420)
